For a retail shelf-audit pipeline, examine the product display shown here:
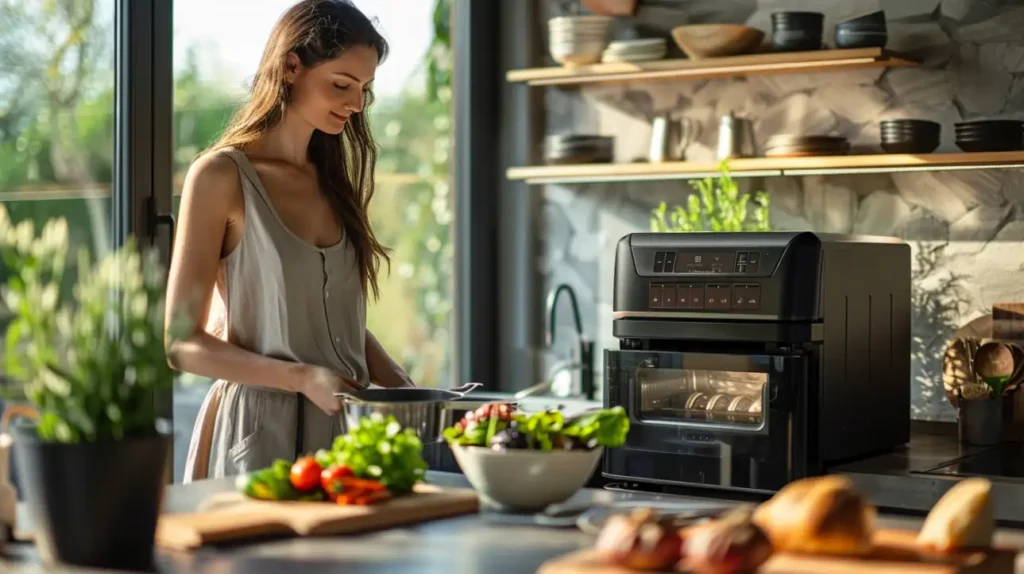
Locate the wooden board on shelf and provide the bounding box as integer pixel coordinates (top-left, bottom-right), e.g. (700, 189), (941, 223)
(506, 48), (915, 87)
(537, 529), (1016, 574)
(506, 151), (1024, 184)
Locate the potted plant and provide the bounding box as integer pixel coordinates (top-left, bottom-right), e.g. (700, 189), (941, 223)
(650, 160), (771, 233)
(0, 205), (184, 570)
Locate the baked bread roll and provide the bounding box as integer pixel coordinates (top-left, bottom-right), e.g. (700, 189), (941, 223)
(752, 475), (875, 555)
(917, 477), (994, 552)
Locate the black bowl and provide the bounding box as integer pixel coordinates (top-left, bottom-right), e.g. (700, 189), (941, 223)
(955, 120), (1024, 130)
(772, 11), (825, 25)
(881, 125), (941, 136)
(835, 28), (887, 49)
(881, 119), (941, 129)
(881, 140), (940, 154)
(956, 138), (1024, 152)
(837, 10), (886, 29)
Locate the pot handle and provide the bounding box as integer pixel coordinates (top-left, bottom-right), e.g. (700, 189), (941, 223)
(450, 382), (482, 397)
(334, 392), (365, 404)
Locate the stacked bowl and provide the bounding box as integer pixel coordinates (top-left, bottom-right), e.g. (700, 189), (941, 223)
(835, 10), (888, 49)
(955, 120), (1024, 152)
(545, 134), (614, 165)
(548, 16), (613, 66)
(764, 134), (849, 157)
(879, 119), (940, 153)
(601, 38), (668, 63)
(771, 11), (824, 52)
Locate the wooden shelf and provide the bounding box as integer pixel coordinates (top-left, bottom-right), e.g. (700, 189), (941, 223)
(506, 48), (915, 87)
(506, 151), (1024, 184)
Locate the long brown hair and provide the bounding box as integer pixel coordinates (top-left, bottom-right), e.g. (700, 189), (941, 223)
(210, 0), (390, 299)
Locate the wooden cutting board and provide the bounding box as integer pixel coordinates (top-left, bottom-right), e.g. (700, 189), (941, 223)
(156, 483), (478, 550)
(537, 529), (1017, 574)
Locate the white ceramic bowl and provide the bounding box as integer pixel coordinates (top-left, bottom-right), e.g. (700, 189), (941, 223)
(450, 444), (604, 512)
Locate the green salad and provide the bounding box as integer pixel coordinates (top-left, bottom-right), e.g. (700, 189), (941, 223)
(443, 403), (630, 452)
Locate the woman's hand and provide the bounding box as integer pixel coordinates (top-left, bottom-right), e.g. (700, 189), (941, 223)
(299, 365), (365, 416)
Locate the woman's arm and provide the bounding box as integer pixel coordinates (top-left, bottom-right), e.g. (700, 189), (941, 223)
(365, 330), (415, 388)
(163, 152), (358, 414)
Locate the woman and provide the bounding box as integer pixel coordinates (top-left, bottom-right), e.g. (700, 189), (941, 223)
(165, 0), (413, 482)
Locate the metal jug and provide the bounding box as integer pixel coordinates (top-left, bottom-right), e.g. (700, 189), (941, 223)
(649, 115), (701, 163)
(716, 112), (757, 160)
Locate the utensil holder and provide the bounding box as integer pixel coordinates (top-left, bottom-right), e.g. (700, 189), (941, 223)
(958, 397), (1003, 446)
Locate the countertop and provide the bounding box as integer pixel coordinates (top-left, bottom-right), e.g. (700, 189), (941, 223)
(6, 470), (1024, 574)
(832, 425), (1024, 522)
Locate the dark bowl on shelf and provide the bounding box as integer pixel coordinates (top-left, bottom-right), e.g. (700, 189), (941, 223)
(771, 11), (825, 27)
(881, 119), (941, 130)
(835, 28), (887, 49)
(955, 120), (1024, 131)
(954, 137), (1024, 153)
(771, 30), (823, 52)
(837, 10), (886, 30)
(881, 127), (942, 139)
(880, 140), (941, 154)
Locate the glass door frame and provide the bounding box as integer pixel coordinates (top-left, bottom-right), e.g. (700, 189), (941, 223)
(114, 0), (175, 480)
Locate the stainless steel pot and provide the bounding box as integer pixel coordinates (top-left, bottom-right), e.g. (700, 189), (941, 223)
(336, 383), (484, 442)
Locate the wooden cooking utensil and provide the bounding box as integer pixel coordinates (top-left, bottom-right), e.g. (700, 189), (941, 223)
(975, 341), (1015, 396)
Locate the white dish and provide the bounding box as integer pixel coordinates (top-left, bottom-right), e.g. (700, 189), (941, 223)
(451, 444), (604, 513)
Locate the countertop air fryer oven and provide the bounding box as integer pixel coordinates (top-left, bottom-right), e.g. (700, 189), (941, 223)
(604, 232), (911, 493)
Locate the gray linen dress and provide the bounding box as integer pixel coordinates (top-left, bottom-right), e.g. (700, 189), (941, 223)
(181, 147), (369, 482)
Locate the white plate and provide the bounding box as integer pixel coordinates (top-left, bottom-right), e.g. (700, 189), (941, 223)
(606, 38), (666, 50)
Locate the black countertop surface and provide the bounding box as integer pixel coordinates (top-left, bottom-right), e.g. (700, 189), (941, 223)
(7, 428), (1024, 572)
(833, 425), (1024, 523)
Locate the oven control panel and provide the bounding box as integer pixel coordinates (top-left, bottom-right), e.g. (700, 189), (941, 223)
(650, 249), (780, 276)
(649, 283), (761, 311)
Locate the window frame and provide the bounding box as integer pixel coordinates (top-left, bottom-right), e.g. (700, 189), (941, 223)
(116, 0), (174, 477)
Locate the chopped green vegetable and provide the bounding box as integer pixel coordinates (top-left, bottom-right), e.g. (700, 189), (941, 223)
(564, 406), (630, 448)
(443, 405), (630, 451)
(236, 459), (325, 501)
(328, 413), (428, 494)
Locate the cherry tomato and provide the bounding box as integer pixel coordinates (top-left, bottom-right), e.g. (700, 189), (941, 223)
(320, 465), (354, 501)
(289, 457), (323, 492)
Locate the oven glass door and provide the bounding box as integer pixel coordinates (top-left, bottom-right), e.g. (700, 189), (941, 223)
(604, 350), (812, 492)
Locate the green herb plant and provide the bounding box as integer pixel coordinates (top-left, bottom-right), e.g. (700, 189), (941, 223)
(316, 413), (429, 494)
(650, 160), (771, 233)
(0, 205), (188, 443)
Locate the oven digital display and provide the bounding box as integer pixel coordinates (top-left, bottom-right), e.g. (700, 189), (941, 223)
(675, 252), (736, 274)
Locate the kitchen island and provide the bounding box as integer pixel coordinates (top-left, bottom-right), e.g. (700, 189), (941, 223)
(5, 471), (1024, 574)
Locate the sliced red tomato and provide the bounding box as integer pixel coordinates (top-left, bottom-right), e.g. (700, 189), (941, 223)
(289, 457), (323, 492)
(320, 465), (355, 501)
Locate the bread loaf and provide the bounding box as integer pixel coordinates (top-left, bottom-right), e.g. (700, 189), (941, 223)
(752, 475), (875, 556)
(917, 478), (994, 552)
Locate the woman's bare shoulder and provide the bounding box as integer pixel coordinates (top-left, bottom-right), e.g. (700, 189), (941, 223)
(181, 150), (244, 210)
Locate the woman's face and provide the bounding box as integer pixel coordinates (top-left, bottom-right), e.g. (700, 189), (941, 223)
(284, 44), (379, 135)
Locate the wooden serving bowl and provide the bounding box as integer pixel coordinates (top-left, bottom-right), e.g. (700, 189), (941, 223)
(671, 24), (765, 59)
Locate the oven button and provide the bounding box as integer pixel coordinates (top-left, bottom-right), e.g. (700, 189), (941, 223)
(653, 251), (665, 273)
(649, 284), (664, 308)
(737, 252), (748, 264)
(705, 285), (731, 310)
(662, 284), (677, 307)
(686, 284), (704, 310)
(664, 251), (676, 273)
(734, 284), (761, 310)
(735, 263), (747, 273)
(747, 252), (760, 273)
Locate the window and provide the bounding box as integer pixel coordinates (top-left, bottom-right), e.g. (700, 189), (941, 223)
(0, 1), (116, 385)
(171, 0), (454, 481)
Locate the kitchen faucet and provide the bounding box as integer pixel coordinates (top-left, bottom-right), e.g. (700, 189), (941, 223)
(546, 283), (595, 401)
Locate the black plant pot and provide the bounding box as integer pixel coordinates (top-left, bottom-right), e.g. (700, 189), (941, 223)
(13, 425), (170, 571)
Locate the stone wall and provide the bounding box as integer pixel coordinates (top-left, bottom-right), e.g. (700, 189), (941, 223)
(538, 0), (1024, 421)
